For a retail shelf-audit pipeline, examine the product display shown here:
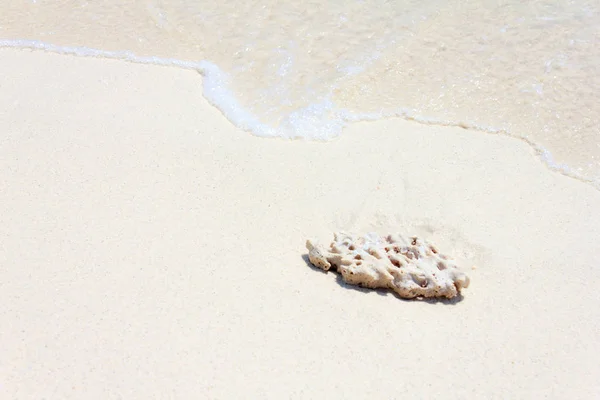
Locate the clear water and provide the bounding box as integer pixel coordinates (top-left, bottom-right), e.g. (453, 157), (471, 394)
(2, 0), (599, 188)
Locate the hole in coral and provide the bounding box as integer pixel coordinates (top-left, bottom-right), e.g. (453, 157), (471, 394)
(391, 259), (402, 268)
(349, 245), (355, 250)
(412, 275), (428, 287)
(430, 246), (438, 254)
(356, 261), (362, 266)
(437, 262), (447, 270)
(411, 238), (417, 246)
(368, 249), (381, 259)
(354, 255), (362, 260)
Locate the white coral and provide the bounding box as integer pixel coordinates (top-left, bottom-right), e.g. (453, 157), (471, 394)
(306, 232), (470, 299)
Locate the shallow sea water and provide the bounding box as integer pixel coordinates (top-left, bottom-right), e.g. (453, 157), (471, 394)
(2, 0), (599, 187)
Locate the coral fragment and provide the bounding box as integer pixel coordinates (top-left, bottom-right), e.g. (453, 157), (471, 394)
(306, 232), (470, 299)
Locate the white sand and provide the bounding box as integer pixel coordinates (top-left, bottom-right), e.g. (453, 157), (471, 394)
(1, 49), (599, 399)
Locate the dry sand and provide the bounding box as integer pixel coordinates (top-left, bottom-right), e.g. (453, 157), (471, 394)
(1, 49), (599, 399)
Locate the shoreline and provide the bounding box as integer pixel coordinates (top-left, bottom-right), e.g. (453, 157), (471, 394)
(1, 48), (599, 398)
(1, 42), (597, 191)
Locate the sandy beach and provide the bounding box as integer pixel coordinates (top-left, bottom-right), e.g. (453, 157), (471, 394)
(1, 49), (599, 398)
